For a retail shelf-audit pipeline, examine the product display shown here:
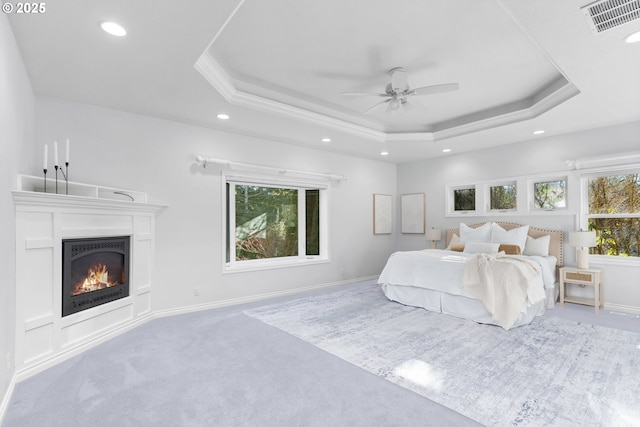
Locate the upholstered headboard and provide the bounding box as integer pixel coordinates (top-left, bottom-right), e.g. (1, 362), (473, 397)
(445, 222), (563, 266)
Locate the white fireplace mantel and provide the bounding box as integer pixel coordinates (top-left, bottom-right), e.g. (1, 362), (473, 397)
(12, 176), (166, 380)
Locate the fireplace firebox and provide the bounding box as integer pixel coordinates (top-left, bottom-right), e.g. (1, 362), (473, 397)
(62, 236), (130, 317)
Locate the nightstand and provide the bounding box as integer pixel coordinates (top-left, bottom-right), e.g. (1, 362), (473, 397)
(559, 266), (603, 314)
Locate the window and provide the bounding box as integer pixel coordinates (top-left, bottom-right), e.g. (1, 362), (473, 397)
(453, 186), (475, 212)
(225, 176), (327, 270)
(585, 171), (639, 257)
(489, 183), (516, 211)
(533, 178), (566, 210)
(446, 174), (570, 217)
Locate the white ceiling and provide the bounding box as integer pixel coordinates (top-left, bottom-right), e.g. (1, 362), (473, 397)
(8, 0), (640, 163)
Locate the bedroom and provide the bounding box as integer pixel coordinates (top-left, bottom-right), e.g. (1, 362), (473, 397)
(2, 0), (640, 425)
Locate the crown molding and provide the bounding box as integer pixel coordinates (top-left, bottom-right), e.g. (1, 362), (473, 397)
(195, 52), (580, 144)
(195, 53), (387, 142)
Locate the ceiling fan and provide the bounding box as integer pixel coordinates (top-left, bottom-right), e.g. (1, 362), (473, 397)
(342, 67), (459, 114)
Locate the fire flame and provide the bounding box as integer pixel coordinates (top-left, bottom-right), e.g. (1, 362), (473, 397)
(72, 263), (120, 296)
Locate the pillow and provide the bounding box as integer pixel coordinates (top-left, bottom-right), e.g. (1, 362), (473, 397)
(523, 235), (551, 256)
(498, 244), (521, 255)
(459, 222), (492, 243)
(463, 241), (500, 254)
(446, 233), (461, 249)
(490, 223), (529, 252)
(449, 243), (465, 252)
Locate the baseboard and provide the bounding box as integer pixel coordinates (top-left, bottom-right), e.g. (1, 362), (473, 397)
(153, 276), (379, 319)
(14, 312), (154, 383)
(603, 303), (640, 315)
(0, 373), (17, 426)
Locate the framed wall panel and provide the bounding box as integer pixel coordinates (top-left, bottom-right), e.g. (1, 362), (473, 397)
(401, 193), (425, 234)
(373, 193), (392, 234)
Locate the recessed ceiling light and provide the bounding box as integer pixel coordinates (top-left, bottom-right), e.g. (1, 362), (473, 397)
(442, 148), (452, 153)
(625, 30), (640, 43)
(101, 22), (126, 37)
(321, 138), (331, 143)
(380, 151), (389, 156)
(532, 130), (545, 135)
(216, 113), (230, 120)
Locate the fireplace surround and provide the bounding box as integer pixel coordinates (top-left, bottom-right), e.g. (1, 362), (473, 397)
(13, 175), (165, 380)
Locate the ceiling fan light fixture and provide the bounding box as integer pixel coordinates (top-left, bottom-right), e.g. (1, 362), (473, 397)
(343, 67), (459, 115)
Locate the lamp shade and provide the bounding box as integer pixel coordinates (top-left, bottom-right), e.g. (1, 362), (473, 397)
(568, 231), (596, 248)
(425, 228), (442, 241)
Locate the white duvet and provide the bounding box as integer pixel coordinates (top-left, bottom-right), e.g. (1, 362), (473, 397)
(378, 249), (557, 328)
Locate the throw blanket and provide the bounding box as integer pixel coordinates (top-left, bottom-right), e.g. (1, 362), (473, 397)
(462, 253), (545, 330)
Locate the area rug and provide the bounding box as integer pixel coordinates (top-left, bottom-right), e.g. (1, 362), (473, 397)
(244, 283), (640, 426)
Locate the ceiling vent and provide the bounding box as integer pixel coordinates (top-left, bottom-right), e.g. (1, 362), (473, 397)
(581, 0), (640, 33)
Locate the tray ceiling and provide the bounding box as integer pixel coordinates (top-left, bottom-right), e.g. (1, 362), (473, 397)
(7, 0), (640, 162)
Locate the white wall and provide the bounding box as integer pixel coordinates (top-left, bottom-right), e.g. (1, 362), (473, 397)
(396, 121), (640, 312)
(33, 97), (397, 312)
(0, 13), (35, 417)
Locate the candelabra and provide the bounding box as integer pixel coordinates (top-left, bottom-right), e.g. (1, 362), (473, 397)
(54, 163), (69, 194)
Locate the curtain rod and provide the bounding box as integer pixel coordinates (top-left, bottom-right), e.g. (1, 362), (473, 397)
(196, 156), (347, 181)
(566, 151), (640, 170)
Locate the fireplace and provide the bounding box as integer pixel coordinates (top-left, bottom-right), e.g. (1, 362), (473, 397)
(62, 236), (131, 317)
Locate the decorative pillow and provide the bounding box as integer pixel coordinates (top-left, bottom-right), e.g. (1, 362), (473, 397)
(463, 241), (500, 254)
(498, 244), (521, 255)
(459, 222), (492, 244)
(523, 235), (551, 256)
(490, 223), (529, 252)
(446, 233), (461, 249)
(449, 243), (465, 252)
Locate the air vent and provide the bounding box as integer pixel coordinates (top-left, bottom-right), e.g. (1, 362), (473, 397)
(582, 0), (640, 33)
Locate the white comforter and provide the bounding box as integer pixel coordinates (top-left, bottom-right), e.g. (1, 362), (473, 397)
(378, 249), (556, 328)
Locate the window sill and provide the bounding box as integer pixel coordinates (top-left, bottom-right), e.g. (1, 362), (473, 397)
(223, 257), (330, 274)
(588, 255), (640, 268)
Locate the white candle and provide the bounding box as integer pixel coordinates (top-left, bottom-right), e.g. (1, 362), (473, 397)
(65, 139), (69, 164)
(54, 141), (58, 166)
(44, 144), (48, 170)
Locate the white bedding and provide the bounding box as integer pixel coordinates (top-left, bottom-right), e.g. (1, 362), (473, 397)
(462, 253), (545, 329)
(378, 249), (557, 329)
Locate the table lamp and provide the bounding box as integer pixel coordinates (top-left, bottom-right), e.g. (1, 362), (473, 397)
(425, 227), (442, 249)
(568, 230), (596, 269)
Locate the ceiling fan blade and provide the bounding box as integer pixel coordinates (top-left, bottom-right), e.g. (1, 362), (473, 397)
(363, 99), (391, 114)
(410, 83), (459, 96)
(342, 92), (389, 97)
(390, 67), (408, 90)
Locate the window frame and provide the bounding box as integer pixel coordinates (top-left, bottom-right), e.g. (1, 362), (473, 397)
(447, 184), (477, 215)
(446, 173), (575, 218)
(223, 172), (329, 273)
(487, 181), (517, 212)
(529, 176), (568, 212)
(580, 166), (640, 262)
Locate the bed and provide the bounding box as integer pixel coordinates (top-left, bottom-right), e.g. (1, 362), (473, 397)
(378, 222), (563, 329)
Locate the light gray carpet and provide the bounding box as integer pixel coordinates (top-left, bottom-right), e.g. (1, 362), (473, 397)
(245, 284), (640, 426)
(3, 284), (479, 427)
